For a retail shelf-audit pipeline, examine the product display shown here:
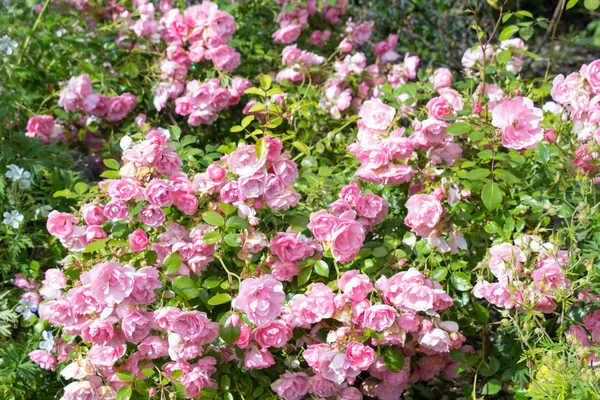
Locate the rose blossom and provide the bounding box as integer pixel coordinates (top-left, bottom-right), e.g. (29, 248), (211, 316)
(232, 274), (285, 324)
(358, 99), (395, 130)
(345, 341), (376, 370)
(129, 229), (148, 252)
(253, 320), (292, 348)
(331, 220), (366, 263)
(404, 194), (443, 236)
(46, 211), (78, 239)
(271, 371), (310, 400)
(86, 262), (134, 306)
(491, 96), (543, 150)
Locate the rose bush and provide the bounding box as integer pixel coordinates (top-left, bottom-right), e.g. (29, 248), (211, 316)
(4, 0), (600, 399)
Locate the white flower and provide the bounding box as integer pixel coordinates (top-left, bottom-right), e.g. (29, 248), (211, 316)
(0, 35), (18, 55)
(16, 297), (38, 319)
(39, 331), (55, 352)
(34, 205), (52, 220)
(5, 164), (31, 189)
(120, 135), (133, 151)
(3, 210), (24, 229)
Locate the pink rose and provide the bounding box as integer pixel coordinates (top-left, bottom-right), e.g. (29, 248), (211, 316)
(130, 267), (162, 305)
(362, 304), (396, 331)
(272, 159), (298, 186)
(145, 178), (174, 207)
(87, 262), (134, 306)
(271, 371), (310, 400)
(173, 192), (199, 215)
(172, 311), (219, 343)
(426, 97), (451, 120)
(404, 194), (443, 237)
(155, 148), (182, 175)
(331, 220), (366, 263)
(419, 327), (451, 353)
(238, 167), (268, 198)
(205, 45), (241, 73)
(273, 24), (302, 44)
(138, 205), (166, 227)
(355, 193), (388, 223)
(27, 115), (54, 135)
(227, 145), (265, 177)
(232, 274), (285, 324)
(46, 211), (78, 239)
(122, 309), (151, 343)
(244, 345), (276, 370)
(104, 93), (137, 122)
(488, 243), (526, 284)
(339, 182), (362, 204)
(81, 319), (115, 345)
(103, 200), (130, 221)
(265, 187), (301, 210)
(352, 22), (373, 45)
(139, 336), (169, 359)
(432, 67), (453, 90)
(551, 73), (581, 105)
(337, 270), (373, 302)
(308, 210), (340, 242)
(253, 320), (292, 348)
(582, 59), (600, 95)
(81, 203), (107, 225)
(82, 93), (109, 116)
(358, 99), (395, 130)
(492, 96), (543, 150)
(270, 232), (308, 262)
(107, 178), (142, 201)
(264, 174), (286, 199)
(345, 341), (376, 370)
(29, 350), (57, 371)
(129, 229), (148, 252)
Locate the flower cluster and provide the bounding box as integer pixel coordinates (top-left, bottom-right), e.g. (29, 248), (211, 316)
(25, 115), (65, 143)
(173, 77), (250, 126)
(256, 268), (466, 400)
(272, 0), (348, 44)
(567, 307), (600, 367)
(58, 74), (137, 122)
(276, 44), (326, 83)
(473, 236), (570, 313)
(308, 182), (388, 263)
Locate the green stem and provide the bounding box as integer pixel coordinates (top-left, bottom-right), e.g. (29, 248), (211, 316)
(17, 0), (52, 66)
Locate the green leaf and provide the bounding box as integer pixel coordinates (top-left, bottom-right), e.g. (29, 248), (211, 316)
(116, 371), (135, 382)
(465, 168), (491, 180)
(372, 247), (388, 257)
(495, 50), (511, 64)
(219, 315), (241, 345)
(241, 115), (255, 128)
(224, 233), (242, 247)
(103, 159), (120, 170)
(566, 0), (579, 9)
(472, 303), (489, 324)
(244, 87), (264, 96)
(494, 169), (520, 184)
(585, 0), (599, 10)
(298, 267), (312, 286)
(230, 125), (244, 133)
(116, 386), (132, 400)
(203, 211), (225, 227)
(74, 182), (89, 194)
(384, 347), (404, 372)
(259, 74), (272, 90)
(219, 203), (237, 215)
(255, 137), (267, 160)
(84, 239), (107, 253)
(170, 125), (181, 141)
(447, 122), (471, 136)
(481, 181), (503, 211)
(100, 170), (121, 179)
(431, 267), (448, 282)
(514, 10), (533, 18)
(208, 293), (232, 306)
(519, 26), (534, 41)
(172, 370), (183, 379)
(202, 276), (221, 289)
(314, 260), (329, 277)
(226, 216), (249, 230)
(172, 276), (199, 300)
(536, 143), (551, 162)
(203, 231), (222, 245)
(172, 382), (187, 400)
(451, 272), (472, 291)
(164, 252), (183, 275)
(248, 103), (265, 113)
(292, 141), (310, 156)
(180, 135), (196, 147)
(53, 189), (78, 199)
(482, 379), (502, 395)
(499, 25), (519, 41)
